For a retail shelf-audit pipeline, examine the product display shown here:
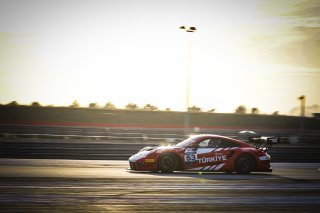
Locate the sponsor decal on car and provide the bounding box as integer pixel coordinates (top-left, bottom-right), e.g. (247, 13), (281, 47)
(198, 155), (227, 164)
(184, 148), (198, 163)
(144, 159), (155, 163)
(187, 163), (226, 171)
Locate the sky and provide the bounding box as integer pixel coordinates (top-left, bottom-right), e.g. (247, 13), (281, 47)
(0, 0), (319, 115)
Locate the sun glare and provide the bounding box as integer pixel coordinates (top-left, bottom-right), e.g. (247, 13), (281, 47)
(0, 0), (319, 114)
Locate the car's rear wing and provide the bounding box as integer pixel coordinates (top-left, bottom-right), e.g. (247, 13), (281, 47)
(248, 136), (280, 152)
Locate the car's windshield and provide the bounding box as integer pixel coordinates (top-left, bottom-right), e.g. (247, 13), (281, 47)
(175, 136), (198, 148)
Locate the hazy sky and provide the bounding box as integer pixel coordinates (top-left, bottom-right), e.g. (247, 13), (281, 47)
(0, 0), (319, 114)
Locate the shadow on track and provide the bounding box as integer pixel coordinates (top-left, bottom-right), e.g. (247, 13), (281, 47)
(127, 170), (278, 180)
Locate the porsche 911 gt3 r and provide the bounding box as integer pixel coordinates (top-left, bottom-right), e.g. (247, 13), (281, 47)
(129, 134), (273, 174)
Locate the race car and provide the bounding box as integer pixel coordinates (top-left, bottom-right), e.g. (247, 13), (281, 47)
(129, 134), (274, 174)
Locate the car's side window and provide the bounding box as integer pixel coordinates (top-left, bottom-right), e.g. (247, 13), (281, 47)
(198, 138), (221, 148)
(207, 138), (222, 148)
(197, 138), (240, 148)
(198, 139), (210, 148)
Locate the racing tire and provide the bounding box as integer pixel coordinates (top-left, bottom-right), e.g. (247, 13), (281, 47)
(158, 153), (179, 173)
(235, 155), (255, 174)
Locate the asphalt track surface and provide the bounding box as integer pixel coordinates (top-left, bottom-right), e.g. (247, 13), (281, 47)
(0, 159), (319, 212)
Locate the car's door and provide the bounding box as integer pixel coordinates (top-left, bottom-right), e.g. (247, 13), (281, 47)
(184, 137), (238, 171)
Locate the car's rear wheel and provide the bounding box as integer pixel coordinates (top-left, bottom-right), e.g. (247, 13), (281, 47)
(158, 153), (179, 173)
(235, 155), (255, 174)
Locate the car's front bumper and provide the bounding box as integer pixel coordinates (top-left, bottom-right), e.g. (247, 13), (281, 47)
(129, 160), (158, 171)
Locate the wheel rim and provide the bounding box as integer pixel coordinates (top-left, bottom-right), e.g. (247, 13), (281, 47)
(238, 158), (250, 170)
(236, 156), (253, 173)
(162, 156), (174, 170)
(159, 155), (176, 172)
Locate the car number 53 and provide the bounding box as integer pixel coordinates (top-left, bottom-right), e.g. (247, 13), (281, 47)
(185, 154), (197, 162)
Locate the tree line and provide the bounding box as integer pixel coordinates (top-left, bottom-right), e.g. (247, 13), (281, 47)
(1, 100), (280, 115)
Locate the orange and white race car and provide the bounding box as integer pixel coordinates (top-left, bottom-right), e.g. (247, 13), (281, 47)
(129, 134), (277, 174)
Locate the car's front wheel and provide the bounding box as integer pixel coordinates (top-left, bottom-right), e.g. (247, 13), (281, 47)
(235, 155), (255, 174)
(158, 153), (179, 173)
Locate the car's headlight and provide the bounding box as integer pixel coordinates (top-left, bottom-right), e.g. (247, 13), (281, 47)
(139, 149), (156, 157)
(147, 149), (157, 155)
(139, 146), (157, 152)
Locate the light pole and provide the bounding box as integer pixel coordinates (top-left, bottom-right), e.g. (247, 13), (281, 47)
(298, 95), (306, 142)
(298, 95), (306, 117)
(180, 26), (197, 136)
